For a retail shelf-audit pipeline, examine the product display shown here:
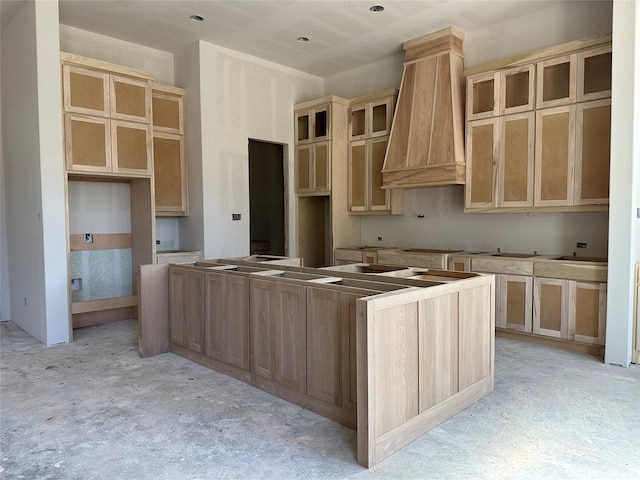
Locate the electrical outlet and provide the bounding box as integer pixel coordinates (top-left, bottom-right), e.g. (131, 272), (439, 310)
(577, 242), (587, 249)
(232, 213), (241, 221)
(71, 278), (82, 291)
(156, 240), (161, 245)
(377, 236), (383, 241)
(83, 233), (93, 243)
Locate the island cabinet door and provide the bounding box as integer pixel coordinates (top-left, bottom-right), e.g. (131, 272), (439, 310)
(533, 277), (569, 338)
(341, 293), (361, 413)
(273, 282), (307, 392)
(205, 272), (250, 370)
(250, 278), (307, 392)
(306, 287), (342, 406)
(497, 274), (533, 332)
(169, 267), (204, 352)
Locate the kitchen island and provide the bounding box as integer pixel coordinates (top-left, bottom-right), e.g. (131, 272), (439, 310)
(141, 258), (495, 467)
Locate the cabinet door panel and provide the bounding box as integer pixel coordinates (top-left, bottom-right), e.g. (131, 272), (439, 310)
(296, 145), (312, 192)
(307, 287), (342, 405)
(535, 106), (575, 206)
(111, 120), (152, 175)
(63, 66), (110, 116)
(499, 113), (534, 207)
(498, 274), (532, 332)
(568, 281), (606, 345)
(575, 100), (610, 205)
(250, 279), (275, 380)
(536, 54), (576, 108)
(186, 271), (205, 353)
(349, 142), (366, 210)
(205, 272), (226, 361)
(578, 46), (612, 102)
(501, 65), (535, 115)
(466, 71), (499, 120)
(465, 119), (499, 209)
(153, 133), (187, 215)
(226, 276), (250, 369)
(65, 114), (111, 172)
(274, 283), (307, 391)
(314, 142), (330, 192)
(370, 138), (389, 210)
(533, 278), (568, 338)
(110, 75), (151, 123)
(152, 91), (183, 134)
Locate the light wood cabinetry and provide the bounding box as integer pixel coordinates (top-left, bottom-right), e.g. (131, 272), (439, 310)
(250, 277), (307, 392)
(205, 271), (249, 370)
(334, 247), (380, 265)
(497, 274), (532, 332)
(295, 142), (330, 195)
(378, 248), (463, 270)
(465, 38), (611, 213)
(348, 90), (403, 215)
(295, 96), (359, 267)
(62, 56), (153, 177)
(152, 83), (188, 216)
(169, 266), (204, 352)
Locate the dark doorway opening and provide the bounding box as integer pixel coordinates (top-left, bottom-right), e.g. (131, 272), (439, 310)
(248, 140), (285, 256)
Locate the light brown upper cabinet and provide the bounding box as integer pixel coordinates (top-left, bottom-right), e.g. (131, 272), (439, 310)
(295, 106), (330, 144)
(110, 75), (152, 123)
(152, 83), (188, 216)
(464, 36), (611, 212)
(536, 54), (577, 109)
(295, 142), (330, 195)
(63, 65), (110, 117)
(574, 99), (611, 205)
(348, 89), (402, 214)
(62, 53), (153, 177)
(64, 113), (152, 176)
(534, 105), (575, 207)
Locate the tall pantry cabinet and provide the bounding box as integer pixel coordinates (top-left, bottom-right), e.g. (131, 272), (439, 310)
(295, 96), (360, 267)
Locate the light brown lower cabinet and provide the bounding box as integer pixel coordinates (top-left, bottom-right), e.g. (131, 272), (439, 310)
(169, 266), (204, 352)
(533, 277), (606, 345)
(205, 271), (249, 370)
(250, 277), (307, 392)
(497, 274), (532, 332)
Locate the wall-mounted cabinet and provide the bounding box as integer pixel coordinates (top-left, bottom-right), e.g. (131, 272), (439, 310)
(295, 142), (330, 195)
(465, 37), (611, 213)
(295, 106), (329, 144)
(152, 83), (188, 216)
(62, 55), (153, 177)
(347, 89), (402, 215)
(64, 113), (152, 176)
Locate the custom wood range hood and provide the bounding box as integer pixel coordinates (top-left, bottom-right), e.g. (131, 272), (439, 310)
(382, 27), (466, 189)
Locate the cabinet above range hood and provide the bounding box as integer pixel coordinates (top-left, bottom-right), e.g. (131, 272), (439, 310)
(382, 27), (466, 189)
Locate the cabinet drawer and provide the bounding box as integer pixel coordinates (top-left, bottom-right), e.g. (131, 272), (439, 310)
(334, 249), (365, 263)
(471, 257), (534, 276)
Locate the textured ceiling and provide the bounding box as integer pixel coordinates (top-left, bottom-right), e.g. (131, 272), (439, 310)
(2, 1), (578, 77)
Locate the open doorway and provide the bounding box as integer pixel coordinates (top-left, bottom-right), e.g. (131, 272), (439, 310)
(248, 140), (285, 256)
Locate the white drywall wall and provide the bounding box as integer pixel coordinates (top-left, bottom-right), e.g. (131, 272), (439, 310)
(1, 0), (68, 344)
(605, 0), (640, 366)
(176, 40), (323, 259)
(59, 24), (174, 84)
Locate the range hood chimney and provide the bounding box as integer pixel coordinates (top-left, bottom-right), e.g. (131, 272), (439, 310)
(382, 27), (465, 189)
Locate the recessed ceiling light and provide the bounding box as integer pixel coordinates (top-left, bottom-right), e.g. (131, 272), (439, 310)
(189, 14), (205, 22)
(297, 36), (310, 43)
(370, 5), (384, 12)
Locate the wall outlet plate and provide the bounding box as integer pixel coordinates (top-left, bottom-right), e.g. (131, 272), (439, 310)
(83, 233), (93, 243)
(576, 242), (587, 249)
(232, 213), (241, 221)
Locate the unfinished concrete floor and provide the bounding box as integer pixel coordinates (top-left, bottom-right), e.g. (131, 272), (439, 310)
(1, 319), (639, 479)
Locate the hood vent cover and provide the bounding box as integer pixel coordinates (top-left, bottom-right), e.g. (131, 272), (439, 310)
(382, 27), (466, 189)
